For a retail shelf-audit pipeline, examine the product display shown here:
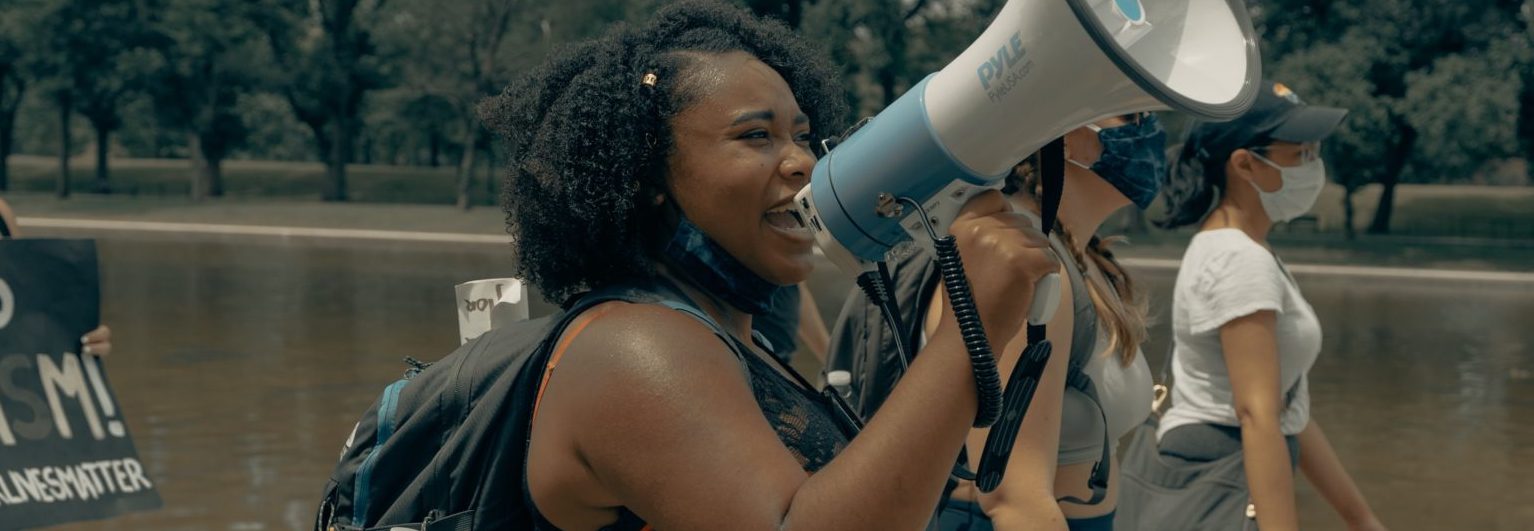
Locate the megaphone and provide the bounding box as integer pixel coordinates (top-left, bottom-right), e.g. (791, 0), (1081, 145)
(796, 0), (1260, 278)
(797, 0), (1261, 493)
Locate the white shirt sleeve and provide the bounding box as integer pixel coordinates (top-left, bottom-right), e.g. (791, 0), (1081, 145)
(1185, 242), (1287, 335)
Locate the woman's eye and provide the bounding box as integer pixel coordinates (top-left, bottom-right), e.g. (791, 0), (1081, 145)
(740, 130), (770, 140)
(795, 132), (813, 144)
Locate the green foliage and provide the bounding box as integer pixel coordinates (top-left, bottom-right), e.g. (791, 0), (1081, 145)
(2, 0), (1531, 211)
(1258, 0), (1528, 233)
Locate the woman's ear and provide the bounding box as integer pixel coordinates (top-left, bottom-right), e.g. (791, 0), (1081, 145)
(1063, 126), (1100, 166)
(652, 193), (666, 206)
(1227, 148), (1258, 184)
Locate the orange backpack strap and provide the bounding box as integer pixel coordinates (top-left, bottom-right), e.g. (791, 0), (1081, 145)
(532, 303), (619, 423)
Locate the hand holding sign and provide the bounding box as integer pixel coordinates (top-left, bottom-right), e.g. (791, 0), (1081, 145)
(0, 239), (161, 529)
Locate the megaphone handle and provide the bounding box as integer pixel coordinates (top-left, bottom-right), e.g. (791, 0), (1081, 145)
(1029, 272), (1062, 326)
(974, 339), (1053, 493)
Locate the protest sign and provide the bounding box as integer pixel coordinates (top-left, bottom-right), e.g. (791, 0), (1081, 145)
(0, 239), (161, 529)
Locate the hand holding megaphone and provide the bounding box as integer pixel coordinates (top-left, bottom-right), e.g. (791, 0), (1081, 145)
(937, 190), (1061, 349)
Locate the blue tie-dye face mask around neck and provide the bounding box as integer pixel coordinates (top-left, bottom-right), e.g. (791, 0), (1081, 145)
(662, 215), (784, 315)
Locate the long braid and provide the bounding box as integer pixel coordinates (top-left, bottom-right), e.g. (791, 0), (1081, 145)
(1011, 156), (1147, 365)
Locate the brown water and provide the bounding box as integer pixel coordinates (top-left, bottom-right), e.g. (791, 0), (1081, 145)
(40, 235), (1534, 530)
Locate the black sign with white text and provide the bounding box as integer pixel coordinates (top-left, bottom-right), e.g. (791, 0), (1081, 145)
(0, 239), (161, 529)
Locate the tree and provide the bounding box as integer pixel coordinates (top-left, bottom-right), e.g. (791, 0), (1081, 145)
(150, 0), (264, 200)
(0, 1), (45, 192)
(1257, 0), (1525, 234)
(38, 0), (160, 194)
(388, 0), (524, 210)
(255, 0), (392, 202)
(1514, 0), (1534, 184)
(745, 0), (807, 29)
(800, 0), (1003, 118)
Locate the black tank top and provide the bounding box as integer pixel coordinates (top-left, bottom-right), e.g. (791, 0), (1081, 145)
(526, 311), (851, 530)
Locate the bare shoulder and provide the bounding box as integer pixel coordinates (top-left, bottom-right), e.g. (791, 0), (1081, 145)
(556, 301), (742, 385)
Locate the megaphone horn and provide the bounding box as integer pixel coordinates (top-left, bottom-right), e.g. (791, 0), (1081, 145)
(797, 0), (1262, 275)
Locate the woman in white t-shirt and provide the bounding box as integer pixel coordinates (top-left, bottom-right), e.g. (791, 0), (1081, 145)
(1151, 82), (1385, 531)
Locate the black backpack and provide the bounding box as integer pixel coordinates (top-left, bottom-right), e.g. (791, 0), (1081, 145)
(824, 235), (1111, 504)
(314, 283), (696, 531)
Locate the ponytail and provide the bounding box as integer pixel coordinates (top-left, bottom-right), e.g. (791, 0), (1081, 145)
(1155, 136), (1226, 229)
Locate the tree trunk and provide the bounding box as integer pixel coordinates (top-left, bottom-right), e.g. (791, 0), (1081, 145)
(57, 96), (72, 199)
(1367, 178), (1398, 235)
(879, 68), (898, 107)
(429, 133), (440, 167)
(1519, 66), (1534, 184)
(483, 145), (495, 206)
(208, 156), (224, 198)
(93, 125), (110, 193)
(361, 132), (372, 165)
(0, 81), (18, 192)
(189, 132), (208, 201)
(324, 117), (350, 202)
(0, 131), (9, 192)
(1367, 120), (1416, 235)
(1342, 186), (1356, 240)
(0, 109), (12, 192)
(455, 124), (479, 211)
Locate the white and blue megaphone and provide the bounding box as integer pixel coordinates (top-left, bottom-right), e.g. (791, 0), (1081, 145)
(796, 0), (1262, 321)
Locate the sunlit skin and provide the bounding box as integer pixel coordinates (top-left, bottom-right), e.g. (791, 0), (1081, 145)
(524, 50), (1061, 531)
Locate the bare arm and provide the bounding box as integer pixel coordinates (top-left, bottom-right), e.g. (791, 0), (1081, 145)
(1220, 310), (1299, 531)
(921, 270), (1072, 531)
(979, 285), (1072, 531)
(795, 283), (830, 364)
(1297, 419), (1386, 531)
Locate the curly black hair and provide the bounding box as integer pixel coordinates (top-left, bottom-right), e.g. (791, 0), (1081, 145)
(479, 0), (847, 305)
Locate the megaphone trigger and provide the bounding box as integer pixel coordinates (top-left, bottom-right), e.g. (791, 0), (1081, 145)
(1028, 272), (1062, 326)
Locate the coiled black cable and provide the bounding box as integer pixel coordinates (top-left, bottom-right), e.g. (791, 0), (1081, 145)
(931, 234), (1003, 428)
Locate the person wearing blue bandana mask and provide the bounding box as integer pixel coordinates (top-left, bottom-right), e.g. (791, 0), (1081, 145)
(1068, 114), (1168, 210)
(827, 113), (1168, 531)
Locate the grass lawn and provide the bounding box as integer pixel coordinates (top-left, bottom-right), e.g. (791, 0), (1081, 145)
(7, 154), (1533, 240)
(5, 155), (498, 206)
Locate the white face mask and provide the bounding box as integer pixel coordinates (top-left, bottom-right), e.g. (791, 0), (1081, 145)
(1250, 152), (1326, 223)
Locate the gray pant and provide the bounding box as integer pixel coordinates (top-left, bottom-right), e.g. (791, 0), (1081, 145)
(1157, 423), (1299, 467)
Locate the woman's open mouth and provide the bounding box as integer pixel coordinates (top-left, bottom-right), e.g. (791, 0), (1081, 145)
(764, 205), (813, 240)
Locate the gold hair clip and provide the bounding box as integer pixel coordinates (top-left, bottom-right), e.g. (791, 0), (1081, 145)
(641, 73), (658, 87)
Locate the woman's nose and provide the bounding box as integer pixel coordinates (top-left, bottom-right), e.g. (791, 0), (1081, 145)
(780, 143), (814, 186)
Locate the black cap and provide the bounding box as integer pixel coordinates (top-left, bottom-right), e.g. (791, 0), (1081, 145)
(1187, 81), (1349, 160)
